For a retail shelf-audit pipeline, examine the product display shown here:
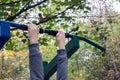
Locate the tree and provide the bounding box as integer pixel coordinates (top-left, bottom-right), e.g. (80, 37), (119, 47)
(0, 0), (89, 79)
(0, 0), (120, 80)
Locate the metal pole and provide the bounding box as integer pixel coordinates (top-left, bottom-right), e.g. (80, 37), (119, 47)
(0, 20), (105, 51)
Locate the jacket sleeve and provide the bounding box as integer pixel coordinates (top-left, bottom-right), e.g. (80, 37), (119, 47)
(29, 44), (44, 80)
(57, 49), (68, 80)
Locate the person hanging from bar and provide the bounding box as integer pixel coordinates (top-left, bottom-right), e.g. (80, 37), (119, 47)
(27, 24), (68, 80)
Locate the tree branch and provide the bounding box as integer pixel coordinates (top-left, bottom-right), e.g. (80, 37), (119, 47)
(6, 0), (47, 21)
(37, 0), (84, 24)
(36, 4), (76, 24)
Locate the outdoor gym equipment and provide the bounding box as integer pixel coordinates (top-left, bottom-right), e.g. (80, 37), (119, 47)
(0, 20), (105, 51)
(0, 20), (106, 80)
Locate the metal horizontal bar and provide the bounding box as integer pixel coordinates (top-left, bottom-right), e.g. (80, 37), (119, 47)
(78, 36), (105, 51)
(0, 23), (10, 49)
(0, 20), (105, 52)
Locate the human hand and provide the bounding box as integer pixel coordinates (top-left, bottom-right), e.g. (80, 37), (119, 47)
(56, 29), (65, 49)
(27, 24), (39, 44)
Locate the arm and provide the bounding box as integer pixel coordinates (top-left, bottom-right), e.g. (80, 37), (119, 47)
(56, 30), (68, 80)
(57, 49), (68, 80)
(29, 44), (44, 80)
(28, 24), (44, 80)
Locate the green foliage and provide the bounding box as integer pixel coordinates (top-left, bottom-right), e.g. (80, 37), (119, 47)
(0, 0), (120, 80)
(0, 0), (29, 19)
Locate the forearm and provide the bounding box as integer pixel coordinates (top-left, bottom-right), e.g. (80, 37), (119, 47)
(29, 44), (44, 80)
(57, 49), (68, 80)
